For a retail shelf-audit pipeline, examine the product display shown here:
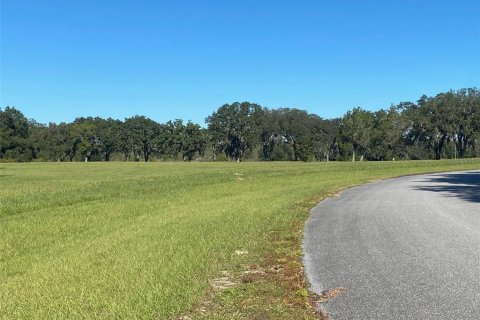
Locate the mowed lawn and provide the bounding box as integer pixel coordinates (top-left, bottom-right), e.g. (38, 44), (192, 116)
(1, 160), (479, 319)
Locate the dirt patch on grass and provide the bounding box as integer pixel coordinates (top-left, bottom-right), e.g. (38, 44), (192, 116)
(211, 276), (236, 291)
(318, 287), (347, 301)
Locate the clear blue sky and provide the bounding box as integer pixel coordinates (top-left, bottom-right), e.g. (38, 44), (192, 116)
(1, 0), (479, 125)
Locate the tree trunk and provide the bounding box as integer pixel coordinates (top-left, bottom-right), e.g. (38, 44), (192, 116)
(352, 149), (356, 162)
(435, 135), (446, 160)
(237, 148), (243, 162)
(458, 136), (467, 158)
(292, 140), (298, 161)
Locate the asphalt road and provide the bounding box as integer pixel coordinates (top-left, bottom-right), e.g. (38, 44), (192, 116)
(303, 170), (480, 320)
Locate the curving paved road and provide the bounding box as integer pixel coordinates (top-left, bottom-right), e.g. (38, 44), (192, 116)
(303, 170), (480, 320)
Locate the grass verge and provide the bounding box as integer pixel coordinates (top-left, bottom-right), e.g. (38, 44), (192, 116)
(178, 159), (480, 320)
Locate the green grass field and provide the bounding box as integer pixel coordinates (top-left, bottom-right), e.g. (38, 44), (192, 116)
(1, 160), (479, 319)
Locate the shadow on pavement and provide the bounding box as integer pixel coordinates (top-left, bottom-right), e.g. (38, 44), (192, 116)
(414, 171), (480, 204)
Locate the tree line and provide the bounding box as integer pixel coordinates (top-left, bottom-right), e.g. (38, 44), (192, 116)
(1, 88), (479, 162)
